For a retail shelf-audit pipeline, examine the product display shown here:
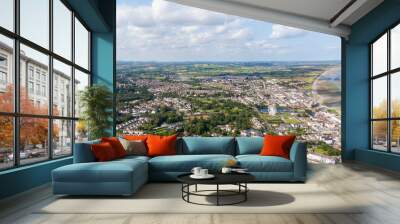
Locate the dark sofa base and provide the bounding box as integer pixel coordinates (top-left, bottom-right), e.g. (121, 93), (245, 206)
(52, 181), (135, 196)
(148, 171), (305, 182)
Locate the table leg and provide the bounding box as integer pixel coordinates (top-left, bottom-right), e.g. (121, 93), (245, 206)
(181, 184), (183, 199)
(245, 183), (247, 201)
(187, 184), (190, 202)
(217, 184), (219, 206)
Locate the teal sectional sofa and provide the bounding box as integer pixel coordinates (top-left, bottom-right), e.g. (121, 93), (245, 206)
(52, 137), (307, 196)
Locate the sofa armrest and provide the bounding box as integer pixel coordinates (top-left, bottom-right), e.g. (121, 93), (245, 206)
(73, 140), (100, 163)
(289, 141), (307, 182)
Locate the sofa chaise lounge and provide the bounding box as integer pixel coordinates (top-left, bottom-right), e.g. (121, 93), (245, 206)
(52, 137), (307, 196)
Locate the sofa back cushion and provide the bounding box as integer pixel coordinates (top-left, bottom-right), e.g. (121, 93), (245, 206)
(236, 137), (264, 155)
(181, 137), (235, 155)
(73, 139), (100, 163)
(123, 135), (148, 142)
(147, 134), (177, 157)
(91, 142), (118, 162)
(101, 137), (127, 158)
(120, 138), (147, 156)
(260, 135), (296, 159)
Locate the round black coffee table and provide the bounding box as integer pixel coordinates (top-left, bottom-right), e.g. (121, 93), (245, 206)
(177, 173), (255, 206)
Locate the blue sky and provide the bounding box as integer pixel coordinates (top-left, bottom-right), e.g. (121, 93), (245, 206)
(117, 0), (341, 62)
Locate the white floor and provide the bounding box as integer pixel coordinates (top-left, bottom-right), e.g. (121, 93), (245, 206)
(1, 162), (400, 224)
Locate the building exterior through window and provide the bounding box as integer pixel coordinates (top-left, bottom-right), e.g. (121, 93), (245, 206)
(0, 41), (75, 153)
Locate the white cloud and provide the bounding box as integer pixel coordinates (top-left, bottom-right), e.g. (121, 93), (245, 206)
(152, 0), (234, 26)
(215, 25), (228, 34)
(245, 40), (279, 49)
(181, 26), (199, 33)
(270, 24), (307, 39)
(117, 0), (235, 28)
(190, 32), (213, 44)
(116, 0), (338, 61)
(229, 28), (251, 40)
(117, 4), (154, 27)
(116, 0), (254, 61)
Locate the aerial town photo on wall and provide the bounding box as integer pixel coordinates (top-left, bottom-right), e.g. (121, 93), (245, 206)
(115, 0), (343, 164)
(116, 61), (342, 163)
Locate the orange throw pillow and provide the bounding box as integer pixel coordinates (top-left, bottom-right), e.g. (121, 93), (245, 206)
(260, 135), (296, 159)
(123, 135), (148, 142)
(146, 134), (177, 157)
(91, 142), (117, 162)
(101, 137), (127, 158)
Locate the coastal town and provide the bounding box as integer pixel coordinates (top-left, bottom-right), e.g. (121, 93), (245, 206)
(116, 62), (341, 160)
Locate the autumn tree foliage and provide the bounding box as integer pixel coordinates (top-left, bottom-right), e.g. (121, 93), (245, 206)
(0, 85), (59, 151)
(373, 99), (400, 143)
(0, 85), (14, 150)
(0, 116), (12, 150)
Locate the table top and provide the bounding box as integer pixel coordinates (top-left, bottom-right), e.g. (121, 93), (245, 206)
(177, 172), (255, 185)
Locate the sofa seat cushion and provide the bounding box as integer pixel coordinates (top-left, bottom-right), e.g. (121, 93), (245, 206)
(53, 159), (147, 183)
(117, 155), (150, 162)
(236, 155), (293, 172)
(149, 154), (235, 172)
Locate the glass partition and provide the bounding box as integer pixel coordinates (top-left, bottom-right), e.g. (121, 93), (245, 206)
(370, 24), (400, 153)
(0, 0), (91, 170)
(20, 0), (49, 49)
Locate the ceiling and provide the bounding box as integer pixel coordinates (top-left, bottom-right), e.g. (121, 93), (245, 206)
(167, 0), (384, 38)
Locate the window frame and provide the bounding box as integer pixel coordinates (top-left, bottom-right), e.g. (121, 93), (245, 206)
(370, 21), (400, 154)
(0, 0), (92, 171)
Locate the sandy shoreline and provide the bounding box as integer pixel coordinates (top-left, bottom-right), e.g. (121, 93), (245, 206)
(312, 66), (341, 109)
